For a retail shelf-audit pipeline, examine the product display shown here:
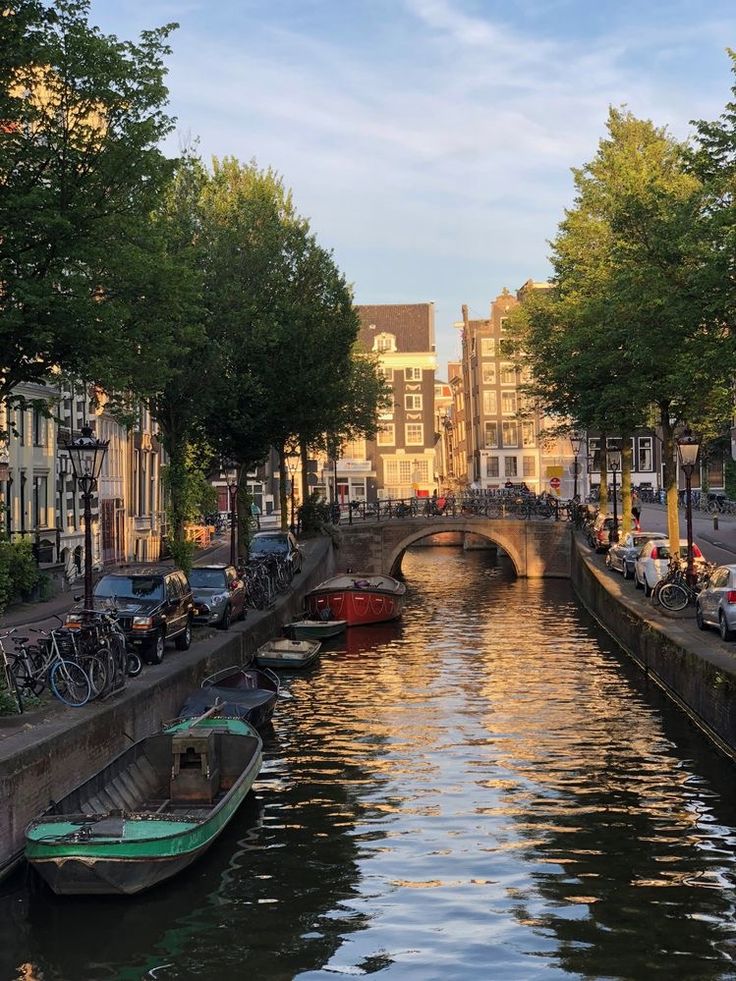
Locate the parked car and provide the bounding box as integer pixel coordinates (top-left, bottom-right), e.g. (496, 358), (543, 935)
(696, 564), (736, 640)
(190, 564), (246, 630)
(90, 567), (194, 664)
(606, 531), (667, 580)
(249, 530), (303, 574)
(587, 514), (618, 552)
(634, 540), (705, 597)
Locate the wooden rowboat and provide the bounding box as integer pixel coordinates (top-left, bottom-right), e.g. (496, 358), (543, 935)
(176, 666), (280, 731)
(284, 618), (347, 640)
(25, 710), (262, 896)
(256, 637), (322, 670)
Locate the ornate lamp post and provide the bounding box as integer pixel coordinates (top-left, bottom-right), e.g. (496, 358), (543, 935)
(677, 430), (700, 587)
(286, 454), (299, 534)
(570, 432), (583, 500)
(65, 425), (109, 611)
(607, 443), (621, 544)
(223, 464), (239, 567)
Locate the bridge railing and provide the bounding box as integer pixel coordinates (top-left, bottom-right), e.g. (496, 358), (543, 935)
(328, 494), (584, 526)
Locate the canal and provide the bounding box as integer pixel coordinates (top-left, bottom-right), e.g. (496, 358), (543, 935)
(3, 545), (736, 980)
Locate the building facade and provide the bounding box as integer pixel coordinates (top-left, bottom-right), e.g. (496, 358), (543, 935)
(356, 303), (438, 500)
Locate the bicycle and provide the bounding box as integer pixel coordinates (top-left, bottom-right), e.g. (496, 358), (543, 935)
(0, 629), (25, 713)
(652, 561), (714, 612)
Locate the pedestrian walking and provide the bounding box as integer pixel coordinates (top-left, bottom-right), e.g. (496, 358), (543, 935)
(631, 489), (641, 530)
(250, 501), (261, 529)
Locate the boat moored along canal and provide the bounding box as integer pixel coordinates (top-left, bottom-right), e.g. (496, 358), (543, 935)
(25, 712), (262, 896)
(256, 637), (322, 670)
(305, 574), (406, 626)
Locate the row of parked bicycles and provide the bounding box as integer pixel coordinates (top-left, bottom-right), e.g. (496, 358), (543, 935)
(0, 608), (141, 712)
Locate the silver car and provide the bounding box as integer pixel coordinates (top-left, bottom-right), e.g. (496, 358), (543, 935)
(606, 531), (667, 580)
(696, 564), (736, 641)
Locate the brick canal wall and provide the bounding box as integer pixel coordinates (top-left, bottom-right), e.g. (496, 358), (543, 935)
(0, 538), (335, 879)
(572, 539), (736, 761)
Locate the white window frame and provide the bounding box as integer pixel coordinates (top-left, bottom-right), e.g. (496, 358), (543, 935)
(501, 391), (517, 415)
(482, 391), (497, 415)
(504, 455), (518, 477)
(482, 363), (496, 385)
(480, 337), (495, 357)
(521, 421), (535, 447)
(377, 424), (395, 446)
(486, 455), (499, 478)
(502, 421), (519, 447)
(405, 423), (424, 445)
(484, 421), (498, 448)
(404, 394), (423, 411)
(404, 367), (422, 381)
(500, 363), (516, 385)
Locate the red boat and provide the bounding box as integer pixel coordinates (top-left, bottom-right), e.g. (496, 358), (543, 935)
(305, 574), (406, 626)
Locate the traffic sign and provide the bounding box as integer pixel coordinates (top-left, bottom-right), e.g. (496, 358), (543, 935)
(549, 477), (561, 489)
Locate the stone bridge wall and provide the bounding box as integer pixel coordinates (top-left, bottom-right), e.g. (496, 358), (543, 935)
(336, 518), (571, 578)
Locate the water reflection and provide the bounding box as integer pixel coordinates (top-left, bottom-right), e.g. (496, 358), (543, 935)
(3, 546), (736, 979)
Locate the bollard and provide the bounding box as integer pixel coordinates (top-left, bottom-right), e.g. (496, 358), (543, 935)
(714, 515), (719, 531)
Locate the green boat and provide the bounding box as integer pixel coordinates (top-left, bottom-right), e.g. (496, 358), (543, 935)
(25, 710), (262, 895)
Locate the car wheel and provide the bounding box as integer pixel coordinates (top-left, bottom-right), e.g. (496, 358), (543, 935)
(144, 631), (165, 665)
(719, 612), (735, 642)
(695, 603), (707, 631)
(605, 553), (612, 569)
(218, 606), (232, 631)
(643, 577), (652, 597)
(623, 562), (633, 581)
(634, 571), (642, 590)
(175, 619), (193, 650)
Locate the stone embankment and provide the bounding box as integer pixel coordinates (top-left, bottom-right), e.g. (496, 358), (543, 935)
(0, 538), (334, 879)
(572, 539), (736, 761)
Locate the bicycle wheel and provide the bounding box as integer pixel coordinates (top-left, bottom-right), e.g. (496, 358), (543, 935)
(49, 659), (91, 707)
(8, 651), (46, 697)
(658, 582), (690, 612)
(79, 652), (108, 698)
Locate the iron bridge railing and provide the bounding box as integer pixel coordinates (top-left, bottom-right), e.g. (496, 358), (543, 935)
(325, 494), (586, 526)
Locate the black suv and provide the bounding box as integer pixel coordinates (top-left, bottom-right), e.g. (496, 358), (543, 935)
(92, 567), (194, 664)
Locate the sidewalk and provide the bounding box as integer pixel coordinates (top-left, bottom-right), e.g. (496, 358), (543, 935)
(0, 536), (230, 632)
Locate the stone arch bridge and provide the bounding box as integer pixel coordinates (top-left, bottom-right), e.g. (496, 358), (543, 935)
(336, 517), (572, 579)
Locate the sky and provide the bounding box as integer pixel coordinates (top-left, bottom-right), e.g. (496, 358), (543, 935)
(90, 0), (736, 373)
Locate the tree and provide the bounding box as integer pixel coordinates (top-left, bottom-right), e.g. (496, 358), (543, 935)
(0, 0), (176, 432)
(520, 108), (734, 547)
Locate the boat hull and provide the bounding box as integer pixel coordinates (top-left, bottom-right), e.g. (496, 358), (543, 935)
(26, 719), (262, 896)
(306, 576), (405, 626)
(285, 619), (347, 640)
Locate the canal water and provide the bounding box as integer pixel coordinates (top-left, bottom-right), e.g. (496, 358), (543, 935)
(3, 546), (736, 981)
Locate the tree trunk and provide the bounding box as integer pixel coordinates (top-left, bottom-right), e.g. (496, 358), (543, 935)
(598, 433), (609, 514)
(236, 473), (249, 562)
(300, 438), (309, 507)
(277, 443), (288, 532)
(621, 434), (632, 536)
(659, 404), (681, 552)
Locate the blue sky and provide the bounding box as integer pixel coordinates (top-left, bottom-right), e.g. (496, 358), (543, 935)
(90, 0), (735, 372)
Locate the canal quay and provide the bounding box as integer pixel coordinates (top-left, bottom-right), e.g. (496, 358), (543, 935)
(3, 538), (736, 981)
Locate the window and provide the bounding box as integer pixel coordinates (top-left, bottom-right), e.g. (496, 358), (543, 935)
(481, 363), (496, 385)
(484, 422), (498, 448)
(405, 394), (423, 410)
(486, 455), (499, 478)
(482, 391), (497, 415)
(377, 424), (395, 446)
(588, 438), (601, 472)
(33, 406), (46, 447)
(404, 367), (422, 381)
(480, 337), (495, 357)
(523, 455), (536, 477)
(374, 332), (396, 353)
(343, 438), (365, 458)
(499, 338), (516, 356)
(32, 475), (47, 528)
(504, 456), (518, 477)
(502, 421), (519, 447)
(405, 423), (424, 445)
(521, 422), (535, 447)
(15, 409), (26, 445)
(501, 391), (517, 415)
(500, 363), (516, 385)
(637, 436), (653, 472)
(499, 316), (510, 333)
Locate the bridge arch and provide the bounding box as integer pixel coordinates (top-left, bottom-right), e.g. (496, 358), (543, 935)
(385, 521), (524, 578)
(337, 517), (571, 579)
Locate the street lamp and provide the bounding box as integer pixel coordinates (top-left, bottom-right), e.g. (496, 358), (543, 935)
(64, 424), (109, 611)
(677, 430), (700, 587)
(570, 431), (583, 501)
(223, 463), (239, 567)
(607, 443), (621, 544)
(285, 454), (299, 534)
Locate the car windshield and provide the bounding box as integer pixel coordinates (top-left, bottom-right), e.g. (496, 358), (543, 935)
(251, 537), (287, 555)
(189, 569), (227, 589)
(94, 576), (164, 601)
(634, 535), (660, 547)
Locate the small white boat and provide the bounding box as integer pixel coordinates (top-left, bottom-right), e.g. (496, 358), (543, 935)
(284, 618), (347, 640)
(255, 638), (322, 670)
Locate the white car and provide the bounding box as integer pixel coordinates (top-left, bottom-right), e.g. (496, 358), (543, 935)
(634, 538), (705, 596)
